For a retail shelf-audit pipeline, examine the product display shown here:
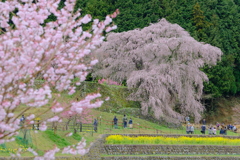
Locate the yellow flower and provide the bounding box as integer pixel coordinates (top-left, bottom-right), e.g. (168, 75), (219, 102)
(106, 135), (240, 145)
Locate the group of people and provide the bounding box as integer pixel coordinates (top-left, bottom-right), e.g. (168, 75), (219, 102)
(227, 124), (237, 132)
(200, 125), (218, 135)
(113, 115), (133, 129)
(185, 117), (238, 135)
(92, 115), (133, 133)
(186, 123), (195, 134)
(200, 120), (238, 135)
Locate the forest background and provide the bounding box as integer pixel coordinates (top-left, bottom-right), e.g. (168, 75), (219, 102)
(56, 0), (240, 120)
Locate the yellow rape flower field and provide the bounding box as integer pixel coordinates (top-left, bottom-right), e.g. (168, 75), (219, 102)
(106, 135), (240, 145)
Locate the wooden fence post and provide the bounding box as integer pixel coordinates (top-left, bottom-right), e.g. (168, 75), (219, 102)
(79, 122), (82, 132)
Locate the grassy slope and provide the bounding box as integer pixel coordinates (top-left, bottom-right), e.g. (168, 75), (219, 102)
(0, 109), (185, 157)
(2, 83), (240, 157)
(0, 108), (239, 157)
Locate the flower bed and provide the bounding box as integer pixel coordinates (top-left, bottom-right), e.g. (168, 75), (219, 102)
(106, 135), (240, 145)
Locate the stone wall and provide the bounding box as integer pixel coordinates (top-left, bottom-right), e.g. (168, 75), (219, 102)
(102, 156), (240, 160)
(104, 144), (240, 155)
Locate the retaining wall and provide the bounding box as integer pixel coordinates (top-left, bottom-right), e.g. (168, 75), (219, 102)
(102, 156), (240, 160)
(104, 144), (240, 155)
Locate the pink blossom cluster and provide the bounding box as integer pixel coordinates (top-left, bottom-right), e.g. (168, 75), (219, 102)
(0, 0), (118, 157)
(35, 146), (60, 160)
(98, 78), (121, 86)
(94, 18), (222, 123)
(62, 138), (88, 155)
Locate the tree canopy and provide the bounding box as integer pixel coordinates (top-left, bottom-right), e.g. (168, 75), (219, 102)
(93, 19), (222, 123)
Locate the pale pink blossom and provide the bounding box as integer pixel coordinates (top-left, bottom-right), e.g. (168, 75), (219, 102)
(47, 116), (60, 122)
(26, 114), (35, 120)
(90, 59), (99, 66)
(93, 18), (222, 123)
(66, 132), (73, 137)
(28, 148), (38, 156)
(81, 15), (91, 24)
(0, 0), (118, 158)
(39, 122), (47, 131)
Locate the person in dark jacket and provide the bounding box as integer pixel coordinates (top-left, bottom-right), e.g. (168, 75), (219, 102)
(201, 125), (206, 134)
(220, 128), (224, 135)
(113, 116), (118, 129)
(202, 119), (206, 125)
(93, 118), (98, 132)
(122, 115), (128, 128)
(129, 118), (133, 129)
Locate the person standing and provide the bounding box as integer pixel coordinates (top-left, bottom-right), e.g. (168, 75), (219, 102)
(122, 115), (128, 128)
(201, 125), (206, 134)
(20, 115), (25, 122)
(212, 127), (217, 135)
(190, 124), (194, 134)
(186, 123), (191, 134)
(113, 116), (118, 129)
(129, 118), (133, 129)
(216, 122), (220, 130)
(93, 118), (98, 132)
(220, 128), (224, 135)
(202, 119), (206, 125)
(208, 126), (213, 135)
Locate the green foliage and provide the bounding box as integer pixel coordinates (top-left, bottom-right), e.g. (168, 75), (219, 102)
(203, 54), (237, 97)
(0, 144), (6, 150)
(44, 130), (71, 148)
(72, 133), (82, 141)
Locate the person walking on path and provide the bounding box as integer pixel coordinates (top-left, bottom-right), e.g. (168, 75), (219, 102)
(122, 115), (128, 128)
(113, 116), (118, 129)
(93, 118), (98, 132)
(129, 118), (133, 129)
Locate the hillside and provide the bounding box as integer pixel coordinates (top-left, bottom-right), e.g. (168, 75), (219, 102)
(206, 96), (240, 125)
(75, 0), (240, 103)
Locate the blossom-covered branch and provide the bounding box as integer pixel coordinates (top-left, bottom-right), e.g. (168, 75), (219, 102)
(0, 0), (118, 157)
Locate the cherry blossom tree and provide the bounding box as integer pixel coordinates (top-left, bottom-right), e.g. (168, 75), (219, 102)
(0, 0), (118, 158)
(93, 18), (222, 123)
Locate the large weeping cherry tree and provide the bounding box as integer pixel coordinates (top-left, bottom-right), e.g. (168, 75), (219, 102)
(93, 18), (222, 123)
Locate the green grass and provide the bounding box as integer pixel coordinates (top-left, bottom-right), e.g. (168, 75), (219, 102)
(72, 133), (82, 141)
(43, 130), (71, 148)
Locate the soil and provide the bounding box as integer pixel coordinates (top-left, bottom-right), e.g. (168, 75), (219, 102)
(205, 96), (240, 125)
